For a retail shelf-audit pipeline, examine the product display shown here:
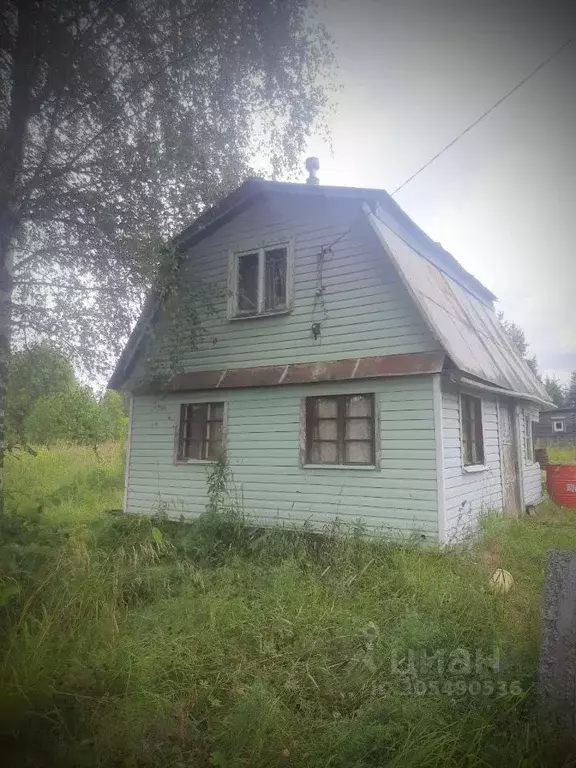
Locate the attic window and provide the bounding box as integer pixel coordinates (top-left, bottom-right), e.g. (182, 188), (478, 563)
(231, 244), (291, 318)
(553, 420), (565, 433)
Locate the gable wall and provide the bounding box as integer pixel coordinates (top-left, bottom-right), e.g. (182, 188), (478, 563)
(128, 195), (439, 385)
(124, 375), (439, 538)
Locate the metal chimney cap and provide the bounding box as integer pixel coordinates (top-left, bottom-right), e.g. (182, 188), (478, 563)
(305, 156), (320, 185)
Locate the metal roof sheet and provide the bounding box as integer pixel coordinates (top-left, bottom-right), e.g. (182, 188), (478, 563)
(367, 207), (553, 405)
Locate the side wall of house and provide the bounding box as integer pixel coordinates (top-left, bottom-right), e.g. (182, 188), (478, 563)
(440, 382), (544, 540)
(127, 195), (440, 385)
(519, 403), (544, 507)
(125, 376), (439, 538)
(441, 382), (503, 541)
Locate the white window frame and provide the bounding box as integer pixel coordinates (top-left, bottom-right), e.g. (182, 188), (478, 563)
(459, 392), (486, 471)
(553, 419), (565, 433)
(524, 410), (535, 464)
(227, 240), (294, 319)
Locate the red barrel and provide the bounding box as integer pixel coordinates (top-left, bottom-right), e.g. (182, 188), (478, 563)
(546, 465), (576, 509)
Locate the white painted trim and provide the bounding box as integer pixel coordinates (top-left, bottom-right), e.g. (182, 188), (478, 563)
(433, 374), (446, 544)
(123, 393), (134, 514)
(514, 403), (526, 511)
(458, 390), (486, 470)
(449, 374), (553, 409)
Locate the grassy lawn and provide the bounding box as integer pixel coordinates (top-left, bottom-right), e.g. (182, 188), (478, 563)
(1, 446), (576, 767)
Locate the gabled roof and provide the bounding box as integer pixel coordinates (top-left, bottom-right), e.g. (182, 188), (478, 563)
(366, 206), (551, 405)
(110, 178), (552, 406)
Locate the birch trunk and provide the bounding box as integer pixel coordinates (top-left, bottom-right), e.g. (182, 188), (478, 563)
(0, 241), (13, 515)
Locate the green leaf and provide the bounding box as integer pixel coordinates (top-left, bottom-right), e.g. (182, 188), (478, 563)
(151, 526), (163, 545)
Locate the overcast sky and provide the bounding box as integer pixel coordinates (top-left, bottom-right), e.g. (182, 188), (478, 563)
(301, 0), (576, 383)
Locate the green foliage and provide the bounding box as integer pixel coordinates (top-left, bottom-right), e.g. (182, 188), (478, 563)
(565, 370), (576, 408)
(6, 343), (76, 445)
(24, 386), (127, 447)
(497, 312), (540, 377)
(1, 445), (575, 766)
(543, 374), (567, 408)
(2, 0), (333, 376)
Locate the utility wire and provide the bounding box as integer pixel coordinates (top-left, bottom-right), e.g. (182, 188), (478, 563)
(391, 37), (574, 197)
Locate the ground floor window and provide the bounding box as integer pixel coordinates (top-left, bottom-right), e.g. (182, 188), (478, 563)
(305, 393), (376, 466)
(524, 412), (535, 463)
(460, 393), (485, 466)
(177, 402), (224, 461)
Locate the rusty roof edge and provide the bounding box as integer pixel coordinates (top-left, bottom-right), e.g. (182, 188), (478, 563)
(132, 352), (445, 394)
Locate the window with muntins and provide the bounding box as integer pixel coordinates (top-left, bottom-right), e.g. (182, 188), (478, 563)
(233, 245), (289, 317)
(177, 403), (224, 461)
(461, 394), (485, 466)
(305, 394), (376, 466)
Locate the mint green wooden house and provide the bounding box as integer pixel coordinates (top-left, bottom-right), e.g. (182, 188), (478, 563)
(110, 173), (553, 543)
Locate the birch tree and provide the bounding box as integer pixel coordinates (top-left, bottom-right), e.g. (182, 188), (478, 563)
(0, 0), (332, 509)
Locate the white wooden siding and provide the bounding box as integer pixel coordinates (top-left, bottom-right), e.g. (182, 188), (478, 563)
(125, 376), (439, 538)
(128, 196), (439, 385)
(520, 404), (544, 506)
(441, 383), (503, 541)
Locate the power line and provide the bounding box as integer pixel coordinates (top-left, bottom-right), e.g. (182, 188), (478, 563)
(391, 37), (574, 197)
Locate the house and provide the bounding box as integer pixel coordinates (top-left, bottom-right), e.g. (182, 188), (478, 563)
(534, 407), (576, 446)
(110, 165), (554, 543)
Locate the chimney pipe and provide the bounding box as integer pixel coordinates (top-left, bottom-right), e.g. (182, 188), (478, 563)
(305, 157), (320, 185)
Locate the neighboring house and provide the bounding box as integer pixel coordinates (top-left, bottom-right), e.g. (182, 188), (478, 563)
(534, 408), (576, 445)
(110, 170), (553, 543)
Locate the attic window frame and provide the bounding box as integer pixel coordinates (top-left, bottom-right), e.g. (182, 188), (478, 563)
(553, 419), (565, 433)
(228, 241), (293, 319)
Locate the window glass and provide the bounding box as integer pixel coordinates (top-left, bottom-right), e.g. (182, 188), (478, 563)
(237, 252), (259, 314)
(264, 248), (287, 311)
(178, 403), (224, 461)
(461, 394), (485, 466)
(306, 394), (375, 466)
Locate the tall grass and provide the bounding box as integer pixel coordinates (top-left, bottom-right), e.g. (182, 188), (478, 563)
(1, 446), (575, 766)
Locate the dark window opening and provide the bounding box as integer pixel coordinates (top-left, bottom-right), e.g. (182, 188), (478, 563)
(264, 247), (287, 311)
(306, 394), (375, 466)
(178, 402), (224, 461)
(461, 394), (484, 466)
(237, 252), (259, 314)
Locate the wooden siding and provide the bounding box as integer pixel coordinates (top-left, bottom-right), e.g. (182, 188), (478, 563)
(534, 409), (576, 441)
(125, 376), (439, 537)
(441, 383), (503, 541)
(520, 404), (544, 506)
(127, 195), (439, 386)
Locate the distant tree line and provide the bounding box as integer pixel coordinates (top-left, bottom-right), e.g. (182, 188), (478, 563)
(498, 312), (575, 408)
(6, 344), (127, 450)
